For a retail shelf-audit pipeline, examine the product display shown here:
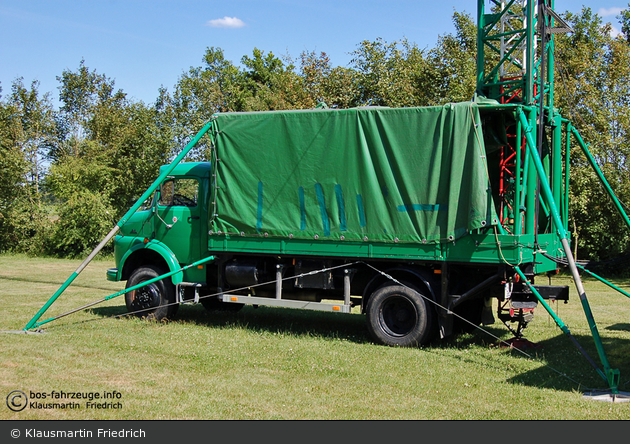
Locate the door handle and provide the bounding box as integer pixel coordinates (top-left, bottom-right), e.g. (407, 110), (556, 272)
(187, 216), (200, 222)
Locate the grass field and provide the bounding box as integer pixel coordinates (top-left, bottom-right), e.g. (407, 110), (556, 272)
(1, 254), (629, 420)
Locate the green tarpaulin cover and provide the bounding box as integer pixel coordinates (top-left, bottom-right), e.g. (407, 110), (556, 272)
(210, 102), (498, 244)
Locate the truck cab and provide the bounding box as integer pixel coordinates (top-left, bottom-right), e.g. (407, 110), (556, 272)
(107, 163), (214, 318)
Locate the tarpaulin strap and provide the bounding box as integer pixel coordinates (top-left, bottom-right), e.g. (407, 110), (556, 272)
(335, 184), (347, 232)
(315, 183), (330, 236)
(356, 194), (366, 228)
(257, 181), (263, 232)
(299, 186), (306, 231)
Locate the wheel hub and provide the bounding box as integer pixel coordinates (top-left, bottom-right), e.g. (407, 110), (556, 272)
(381, 296), (417, 337)
(131, 284), (161, 311)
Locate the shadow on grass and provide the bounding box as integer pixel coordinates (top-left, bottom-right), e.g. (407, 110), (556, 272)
(606, 323), (630, 332)
(510, 334), (630, 391)
(88, 303), (630, 394)
(424, 326), (630, 393)
(502, 332), (630, 393)
(88, 303), (373, 344)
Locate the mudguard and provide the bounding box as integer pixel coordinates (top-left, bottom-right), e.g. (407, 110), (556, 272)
(116, 239), (184, 285)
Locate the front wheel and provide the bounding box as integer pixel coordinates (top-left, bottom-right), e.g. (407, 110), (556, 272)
(366, 284), (436, 347)
(125, 266), (177, 320)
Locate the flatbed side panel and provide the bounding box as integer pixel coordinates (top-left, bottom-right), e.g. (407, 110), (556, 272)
(207, 232), (536, 265)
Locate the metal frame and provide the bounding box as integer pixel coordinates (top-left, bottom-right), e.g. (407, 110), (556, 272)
(477, 0), (625, 394)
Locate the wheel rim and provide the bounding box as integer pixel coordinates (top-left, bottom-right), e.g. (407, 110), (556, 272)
(379, 295), (418, 337)
(130, 283), (161, 313)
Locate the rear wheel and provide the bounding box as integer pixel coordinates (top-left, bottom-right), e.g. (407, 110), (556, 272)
(366, 284), (436, 347)
(125, 266), (177, 320)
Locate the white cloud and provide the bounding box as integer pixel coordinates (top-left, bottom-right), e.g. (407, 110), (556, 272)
(598, 7), (624, 17)
(206, 17), (246, 29)
(609, 25), (622, 38)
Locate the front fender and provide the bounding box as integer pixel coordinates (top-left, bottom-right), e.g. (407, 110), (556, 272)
(117, 239), (184, 285)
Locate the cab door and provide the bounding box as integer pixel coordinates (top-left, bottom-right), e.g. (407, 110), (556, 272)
(154, 177), (202, 265)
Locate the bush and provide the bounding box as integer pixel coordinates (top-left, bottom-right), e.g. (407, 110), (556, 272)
(45, 191), (115, 258)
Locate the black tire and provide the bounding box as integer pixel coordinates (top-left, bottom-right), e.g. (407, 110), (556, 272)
(200, 295), (243, 312)
(366, 284), (436, 347)
(125, 266), (177, 320)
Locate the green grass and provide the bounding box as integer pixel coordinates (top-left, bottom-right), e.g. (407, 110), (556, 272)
(1, 254), (629, 419)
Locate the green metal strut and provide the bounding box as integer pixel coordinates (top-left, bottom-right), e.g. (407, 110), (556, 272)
(516, 107), (620, 393)
(576, 264), (630, 300)
(570, 126), (630, 231)
(23, 118), (216, 331)
(30, 255), (216, 330)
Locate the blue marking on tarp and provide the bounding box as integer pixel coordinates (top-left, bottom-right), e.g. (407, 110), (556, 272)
(257, 181), (263, 232)
(299, 186), (306, 231)
(315, 183), (330, 236)
(397, 203), (446, 212)
(357, 194), (366, 227)
(335, 184), (347, 231)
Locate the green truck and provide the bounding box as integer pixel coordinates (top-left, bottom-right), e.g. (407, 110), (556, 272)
(104, 101), (569, 347)
(26, 1), (626, 393)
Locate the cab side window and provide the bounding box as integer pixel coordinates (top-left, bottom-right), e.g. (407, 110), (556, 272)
(159, 178), (198, 207)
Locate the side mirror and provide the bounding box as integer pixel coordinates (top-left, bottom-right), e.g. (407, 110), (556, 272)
(152, 189), (159, 213)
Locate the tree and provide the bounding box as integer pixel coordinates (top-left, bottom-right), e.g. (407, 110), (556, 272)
(45, 190), (116, 258)
(9, 79), (56, 196)
(169, 47), (316, 160)
(0, 97), (29, 251)
(346, 11), (477, 107)
(618, 3), (630, 43)
(0, 79), (55, 254)
(299, 51), (361, 109)
(417, 11), (478, 105)
(45, 61), (174, 256)
(166, 47), (243, 159)
(554, 7), (630, 262)
(349, 37), (425, 107)
(239, 48), (311, 111)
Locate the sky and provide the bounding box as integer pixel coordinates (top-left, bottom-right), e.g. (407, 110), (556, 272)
(0, 0), (626, 108)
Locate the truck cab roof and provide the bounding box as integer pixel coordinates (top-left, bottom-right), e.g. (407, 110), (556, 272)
(159, 162), (213, 178)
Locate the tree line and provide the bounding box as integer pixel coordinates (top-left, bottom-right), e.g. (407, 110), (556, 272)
(1, 8), (630, 267)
